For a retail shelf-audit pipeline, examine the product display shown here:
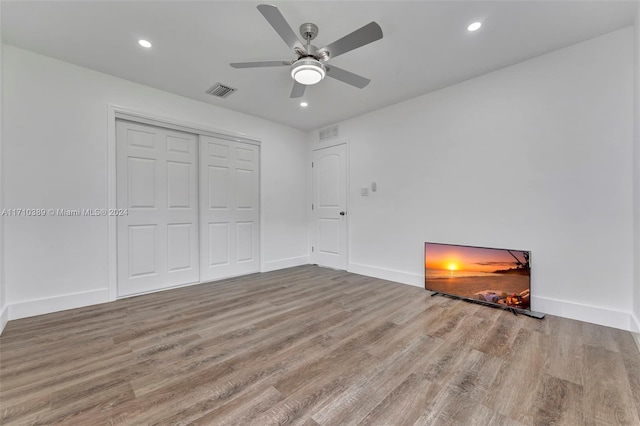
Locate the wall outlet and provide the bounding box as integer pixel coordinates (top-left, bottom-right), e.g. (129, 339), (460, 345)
(371, 182), (377, 192)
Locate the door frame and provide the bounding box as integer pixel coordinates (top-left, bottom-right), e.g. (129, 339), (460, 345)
(107, 105), (261, 301)
(309, 138), (350, 269)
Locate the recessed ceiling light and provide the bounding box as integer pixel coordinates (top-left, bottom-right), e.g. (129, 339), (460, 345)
(138, 39), (152, 48)
(300, 102), (309, 107)
(467, 22), (482, 32)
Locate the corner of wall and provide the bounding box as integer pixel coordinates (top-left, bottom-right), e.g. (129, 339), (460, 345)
(0, 5), (7, 336)
(633, 1), (640, 335)
(262, 256), (309, 273)
(0, 305), (7, 335)
(305, 129), (316, 263)
(632, 312), (640, 351)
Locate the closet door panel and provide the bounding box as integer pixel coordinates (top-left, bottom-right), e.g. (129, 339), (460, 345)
(117, 120), (199, 296)
(200, 136), (260, 281)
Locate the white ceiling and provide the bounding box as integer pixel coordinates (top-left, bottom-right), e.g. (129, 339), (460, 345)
(2, 1), (637, 131)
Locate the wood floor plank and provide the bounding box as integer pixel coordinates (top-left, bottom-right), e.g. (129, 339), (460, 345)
(1, 340), (133, 404)
(524, 373), (584, 426)
(416, 348), (504, 425)
(473, 311), (523, 358)
(1, 265), (638, 425)
(188, 385), (284, 425)
(457, 404), (526, 426)
(483, 326), (548, 423)
(129, 307), (351, 398)
(581, 321), (620, 353)
(251, 351), (376, 426)
(357, 372), (441, 426)
(616, 332), (640, 422)
(311, 335), (442, 425)
(582, 344), (640, 425)
(542, 331), (585, 387)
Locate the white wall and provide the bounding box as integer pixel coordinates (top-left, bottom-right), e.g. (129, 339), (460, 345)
(330, 28), (635, 331)
(3, 28), (636, 334)
(633, 5), (640, 341)
(2, 45), (308, 321)
(0, 7), (7, 334)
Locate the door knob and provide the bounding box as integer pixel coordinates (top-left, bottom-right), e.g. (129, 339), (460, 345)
(339, 211), (346, 216)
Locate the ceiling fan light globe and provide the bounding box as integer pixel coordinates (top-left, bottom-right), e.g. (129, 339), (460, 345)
(291, 59), (326, 85)
(294, 68), (324, 85)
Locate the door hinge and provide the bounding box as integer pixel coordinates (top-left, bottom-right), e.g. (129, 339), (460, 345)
(312, 162), (314, 168)
(312, 246), (314, 252)
(312, 204), (314, 210)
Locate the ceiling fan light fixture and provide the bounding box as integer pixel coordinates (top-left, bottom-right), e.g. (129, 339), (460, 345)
(291, 58), (326, 85)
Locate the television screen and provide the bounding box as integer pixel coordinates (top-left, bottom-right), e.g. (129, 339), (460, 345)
(425, 242), (531, 310)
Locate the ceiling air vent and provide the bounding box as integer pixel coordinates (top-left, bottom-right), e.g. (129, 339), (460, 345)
(319, 125), (339, 141)
(205, 83), (237, 99)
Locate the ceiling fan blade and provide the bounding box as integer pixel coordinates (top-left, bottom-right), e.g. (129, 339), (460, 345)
(257, 4), (305, 53)
(319, 22), (383, 60)
(230, 60), (290, 69)
(326, 65), (370, 89)
(290, 81), (306, 98)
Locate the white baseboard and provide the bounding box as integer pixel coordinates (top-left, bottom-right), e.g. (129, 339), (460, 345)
(532, 295), (633, 331)
(348, 262), (424, 288)
(347, 263), (635, 332)
(3, 257), (312, 323)
(8, 289), (109, 321)
(3, 267), (636, 337)
(0, 304), (8, 335)
(262, 255), (309, 273)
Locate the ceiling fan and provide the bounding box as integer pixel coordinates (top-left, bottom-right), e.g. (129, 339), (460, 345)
(230, 4), (383, 98)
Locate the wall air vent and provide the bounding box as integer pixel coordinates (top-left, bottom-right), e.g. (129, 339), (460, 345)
(205, 83), (237, 99)
(319, 125), (339, 141)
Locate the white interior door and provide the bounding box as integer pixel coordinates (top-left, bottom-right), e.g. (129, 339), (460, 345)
(116, 120), (199, 296)
(200, 135), (260, 281)
(311, 144), (347, 270)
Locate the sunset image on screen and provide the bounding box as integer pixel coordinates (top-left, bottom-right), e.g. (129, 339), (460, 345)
(425, 242), (531, 310)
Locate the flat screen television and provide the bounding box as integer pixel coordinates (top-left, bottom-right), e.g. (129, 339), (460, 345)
(425, 242), (531, 311)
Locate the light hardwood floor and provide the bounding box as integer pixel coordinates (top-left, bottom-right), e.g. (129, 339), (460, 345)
(1, 265), (639, 425)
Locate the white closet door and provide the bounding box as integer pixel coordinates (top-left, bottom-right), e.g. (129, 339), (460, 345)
(116, 120), (199, 296)
(200, 136), (260, 281)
